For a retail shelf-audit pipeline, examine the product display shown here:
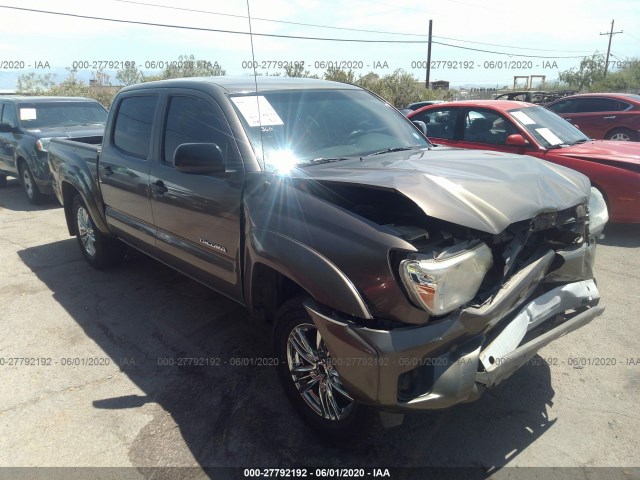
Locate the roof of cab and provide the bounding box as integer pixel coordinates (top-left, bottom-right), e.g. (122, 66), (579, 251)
(120, 76), (361, 94)
(0, 96), (101, 103)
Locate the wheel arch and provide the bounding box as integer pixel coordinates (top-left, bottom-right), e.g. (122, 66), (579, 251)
(245, 229), (372, 323)
(604, 126), (637, 141)
(60, 181), (111, 237)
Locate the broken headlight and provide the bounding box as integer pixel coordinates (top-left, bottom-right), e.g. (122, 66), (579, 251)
(399, 241), (493, 316)
(588, 187), (608, 237)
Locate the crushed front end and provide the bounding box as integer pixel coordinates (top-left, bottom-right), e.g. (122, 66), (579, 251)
(305, 188), (607, 412)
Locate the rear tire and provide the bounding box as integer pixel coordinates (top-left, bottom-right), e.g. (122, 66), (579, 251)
(72, 194), (124, 269)
(605, 128), (637, 142)
(19, 163), (44, 204)
(274, 297), (375, 440)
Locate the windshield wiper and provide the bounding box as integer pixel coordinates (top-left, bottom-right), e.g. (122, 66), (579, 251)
(367, 146), (422, 156)
(296, 157), (353, 168)
(570, 138), (590, 145)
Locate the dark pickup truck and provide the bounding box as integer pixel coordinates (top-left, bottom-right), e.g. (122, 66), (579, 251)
(0, 96), (107, 203)
(48, 77), (607, 437)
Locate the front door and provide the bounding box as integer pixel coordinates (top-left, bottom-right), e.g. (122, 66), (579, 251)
(149, 92), (244, 300)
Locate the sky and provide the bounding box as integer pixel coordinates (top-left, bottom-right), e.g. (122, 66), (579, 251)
(0, 0), (638, 90)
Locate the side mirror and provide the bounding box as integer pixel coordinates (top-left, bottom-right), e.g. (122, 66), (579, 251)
(174, 143), (225, 174)
(412, 120), (428, 136)
(0, 123), (17, 133)
(505, 134), (529, 146)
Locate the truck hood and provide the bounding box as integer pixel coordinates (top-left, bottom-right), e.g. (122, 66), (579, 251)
(294, 148), (590, 234)
(23, 124), (105, 138)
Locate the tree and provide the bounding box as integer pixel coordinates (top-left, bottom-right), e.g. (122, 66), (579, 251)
(48, 69), (91, 97)
(324, 67), (356, 84)
(16, 69), (119, 107)
(558, 53), (605, 91)
(160, 54), (225, 79)
(16, 72), (57, 95)
(350, 69), (442, 108)
(282, 63), (318, 78)
(116, 63), (145, 86)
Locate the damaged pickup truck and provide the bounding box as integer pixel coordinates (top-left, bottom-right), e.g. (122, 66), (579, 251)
(47, 77), (607, 437)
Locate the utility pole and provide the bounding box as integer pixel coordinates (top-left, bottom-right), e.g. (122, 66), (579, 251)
(425, 19), (433, 89)
(600, 19), (623, 77)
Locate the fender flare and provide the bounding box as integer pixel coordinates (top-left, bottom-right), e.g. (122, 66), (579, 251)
(245, 228), (372, 320)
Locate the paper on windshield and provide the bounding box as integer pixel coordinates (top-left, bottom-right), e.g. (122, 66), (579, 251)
(19, 108), (37, 121)
(232, 96), (284, 127)
(536, 127), (563, 146)
(511, 111), (535, 125)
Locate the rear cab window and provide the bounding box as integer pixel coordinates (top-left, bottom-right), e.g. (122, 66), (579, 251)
(113, 96), (158, 159)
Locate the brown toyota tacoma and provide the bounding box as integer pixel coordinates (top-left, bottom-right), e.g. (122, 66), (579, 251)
(48, 77), (607, 437)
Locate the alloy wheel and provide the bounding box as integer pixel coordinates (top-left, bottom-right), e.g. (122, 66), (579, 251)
(286, 323), (355, 421)
(76, 206), (97, 257)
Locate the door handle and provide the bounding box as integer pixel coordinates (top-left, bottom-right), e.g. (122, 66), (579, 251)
(565, 118), (572, 122)
(103, 165), (114, 176)
(151, 180), (168, 194)
(603, 116), (616, 119)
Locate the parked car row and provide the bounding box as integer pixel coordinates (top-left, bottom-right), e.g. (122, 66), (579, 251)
(405, 92), (640, 144)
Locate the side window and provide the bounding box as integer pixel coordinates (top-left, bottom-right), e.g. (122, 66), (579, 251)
(615, 100), (632, 111)
(463, 109), (517, 145)
(547, 99), (579, 114)
(575, 98), (618, 113)
(163, 96), (235, 167)
(412, 108), (458, 139)
(113, 96), (157, 158)
(1, 103), (18, 127)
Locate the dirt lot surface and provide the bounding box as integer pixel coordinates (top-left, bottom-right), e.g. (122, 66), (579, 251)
(0, 179), (639, 479)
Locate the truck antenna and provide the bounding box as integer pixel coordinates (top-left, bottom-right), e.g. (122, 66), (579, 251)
(246, 0), (265, 167)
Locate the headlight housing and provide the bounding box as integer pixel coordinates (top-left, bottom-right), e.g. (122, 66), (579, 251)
(36, 138), (53, 152)
(399, 240), (493, 316)
(588, 187), (608, 237)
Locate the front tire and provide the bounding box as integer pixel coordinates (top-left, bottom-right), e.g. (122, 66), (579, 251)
(72, 195), (124, 269)
(19, 163), (44, 204)
(274, 297), (374, 439)
(605, 128), (637, 142)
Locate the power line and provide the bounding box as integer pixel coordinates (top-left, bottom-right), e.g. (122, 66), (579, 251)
(0, 5), (588, 58)
(111, 0), (428, 37)
(110, 0), (593, 53)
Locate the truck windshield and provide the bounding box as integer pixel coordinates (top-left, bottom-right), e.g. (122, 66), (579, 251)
(230, 89), (430, 172)
(17, 102), (108, 129)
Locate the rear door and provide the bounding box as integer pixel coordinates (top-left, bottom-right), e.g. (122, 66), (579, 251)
(99, 93), (159, 249)
(568, 97), (622, 139)
(149, 90), (245, 300)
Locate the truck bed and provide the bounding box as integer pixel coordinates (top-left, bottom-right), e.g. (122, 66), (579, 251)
(48, 136), (104, 208)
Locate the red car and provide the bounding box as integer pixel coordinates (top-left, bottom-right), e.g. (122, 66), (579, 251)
(545, 93), (640, 141)
(408, 100), (640, 223)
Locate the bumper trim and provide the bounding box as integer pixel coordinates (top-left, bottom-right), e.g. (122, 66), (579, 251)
(479, 279), (600, 372)
(476, 304), (604, 388)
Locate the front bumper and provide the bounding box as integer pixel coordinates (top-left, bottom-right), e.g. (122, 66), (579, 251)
(306, 249), (604, 412)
